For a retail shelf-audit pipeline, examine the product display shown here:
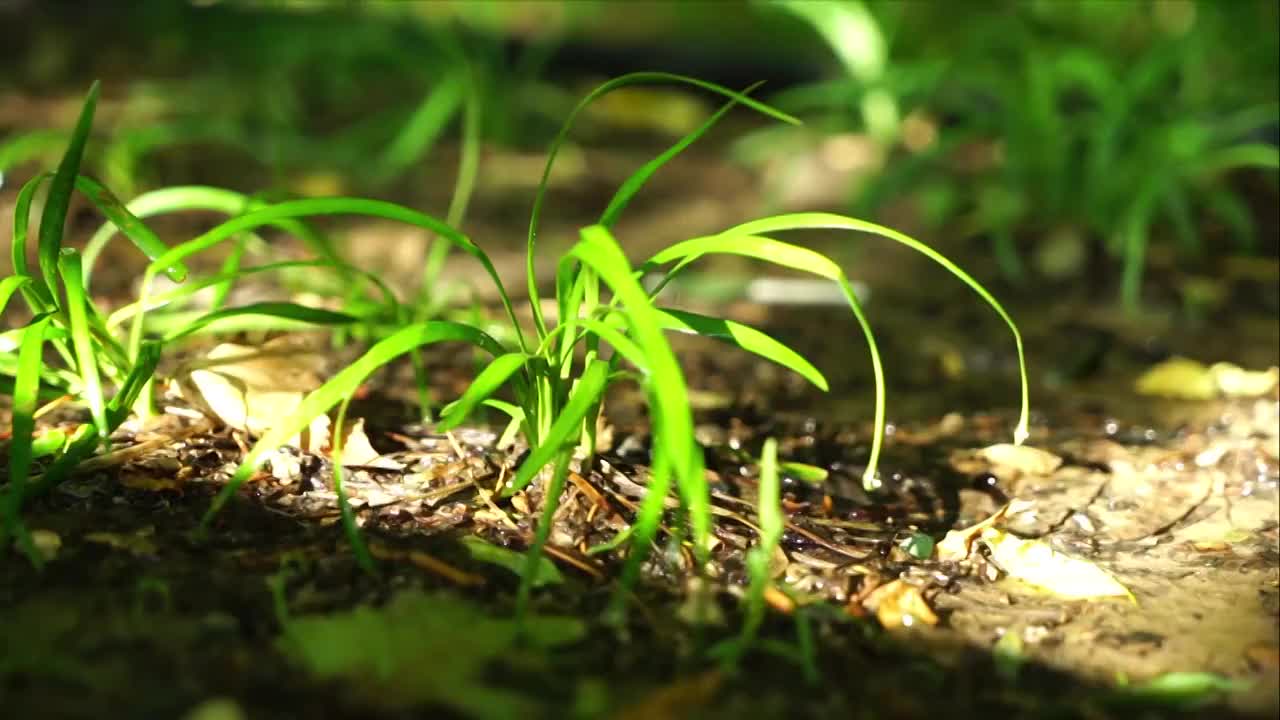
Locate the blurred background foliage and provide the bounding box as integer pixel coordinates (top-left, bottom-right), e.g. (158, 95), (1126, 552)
(1, 0), (1276, 311)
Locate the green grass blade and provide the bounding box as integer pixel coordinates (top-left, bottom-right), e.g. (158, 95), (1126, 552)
(109, 341), (161, 418)
(201, 320), (504, 529)
(373, 72), (464, 184)
(647, 232), (885, 490)
(39, 82), (99, 301)
(83, 185), (341, 287)
(599, 81), (765, 228)
(570, 225), (710, 558)
(608, 450), (672, 618)
(141, 197), (526, 353)
(0, 276), (31, 314)
(0, 315), (51, 561)
(572, 317), (649, 375)
(654, 307), (828, 391)
(526, 71), (801, 339)
(73, 175), (187, 282)
(508, 359), (610, 494)
(0, 129), (67, 173)
(106, 260), (398, 331)
(19, 422), (98, 509)
(437, 352), (529, 431)
(516, 449), (573, 623)
(11, 173), (55, 309)
(1198, 143), (1280, 176)
(718, 212), (1030, 445)
(160, 302), (358, 344)
(56, 250), (108, 444)
(331, 393), (377, 575)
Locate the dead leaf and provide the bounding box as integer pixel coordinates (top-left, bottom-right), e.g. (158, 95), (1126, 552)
(982, 527), (1135, 602)
(938, 504), (1134, 602)
(84, 527), (158, 557)
(1209, 363), (1279, 398)
(1136, 357), (1279, 400)
(28, 529), (61, 562)
(861, 579), (938, 629)
(937, 501), (1021, 561)
(335, 418), (404, 470)
(977, 443), (1063, 475)
(175, 341), (330, 449)
(1136, 357), (1218, 399)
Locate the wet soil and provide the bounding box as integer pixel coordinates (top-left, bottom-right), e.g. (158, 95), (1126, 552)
(3, 300), (1277, 720)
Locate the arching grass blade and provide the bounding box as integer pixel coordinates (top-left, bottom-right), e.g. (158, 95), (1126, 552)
(507, 358), (610, 494)
(654, 307), (828, 391)
(38, 82), (99, 299)
(437, 352), (529, 431)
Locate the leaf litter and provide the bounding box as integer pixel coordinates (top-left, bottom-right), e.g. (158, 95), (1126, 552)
(5, 327), (1278, 718)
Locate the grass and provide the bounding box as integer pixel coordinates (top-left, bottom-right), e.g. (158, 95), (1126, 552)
(1, 74), (1029, 623)
(745, 0), (1279, 312)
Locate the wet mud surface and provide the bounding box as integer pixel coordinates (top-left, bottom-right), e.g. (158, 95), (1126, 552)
(3, 318), (1277, 719)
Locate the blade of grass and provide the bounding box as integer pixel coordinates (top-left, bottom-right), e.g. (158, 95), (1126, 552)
(11, 173), (56, 309)
(73, 175), (187, 282)
(200, 320), (504, 530)
(570, 225), (710, 558)
(373, 72), (464, 184)
(0, 315), (51, 563)
(647, 232), (885, 490)
(598, 81), (765, 228)
(138, 198), (526, 355)
(56, 250), (108, 444)
(516, 449), (573, 624)
(38, 82), (99, 300)
(83, 185), (342, 287)
(331, 393), (377, 575)
(526, 71), (801, 339)
(437, 352), (529, 431)
(160, 302), (358, 344)
(713, 436), (782, 667)
(717, 212), (1030, 445)
(507, 359), (610, 494)
(106, 260), (398, 331)
(654, 308), (828, 391)
(0, 276), (31, 314)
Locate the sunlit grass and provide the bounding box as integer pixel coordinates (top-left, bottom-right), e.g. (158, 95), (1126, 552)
(1, 75), (1029, 624)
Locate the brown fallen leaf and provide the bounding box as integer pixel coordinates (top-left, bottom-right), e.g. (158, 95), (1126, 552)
(334, 418), (404, 470)
(977, 443), (1063, 476)
(174, 340), (330, 450)
(1135, 357), (1279, 399)
(861, 579), (938, 629)
(938, 502), (1135, 602)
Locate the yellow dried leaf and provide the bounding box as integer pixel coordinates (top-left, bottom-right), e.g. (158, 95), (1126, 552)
(176, 341), (330, 447)
(1135, 357), (1217, 399)
(1208, 363), (1279, 398)
(977, 443), (1063, 475)
(861, 579), (938, 629)
(1136, 358), (1279, 400)
(335, 418), (404, 470)
(981, 527), (1135, 602)
(937, 501), (1021, 561)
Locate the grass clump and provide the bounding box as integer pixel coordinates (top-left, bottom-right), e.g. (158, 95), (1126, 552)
(749, 1), (1279, 311)
(1, 74), (1029, 619)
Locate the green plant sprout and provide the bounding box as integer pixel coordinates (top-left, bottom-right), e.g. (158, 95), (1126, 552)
(2, 76), (1028, 621)
(741, 1), (1279, 312)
